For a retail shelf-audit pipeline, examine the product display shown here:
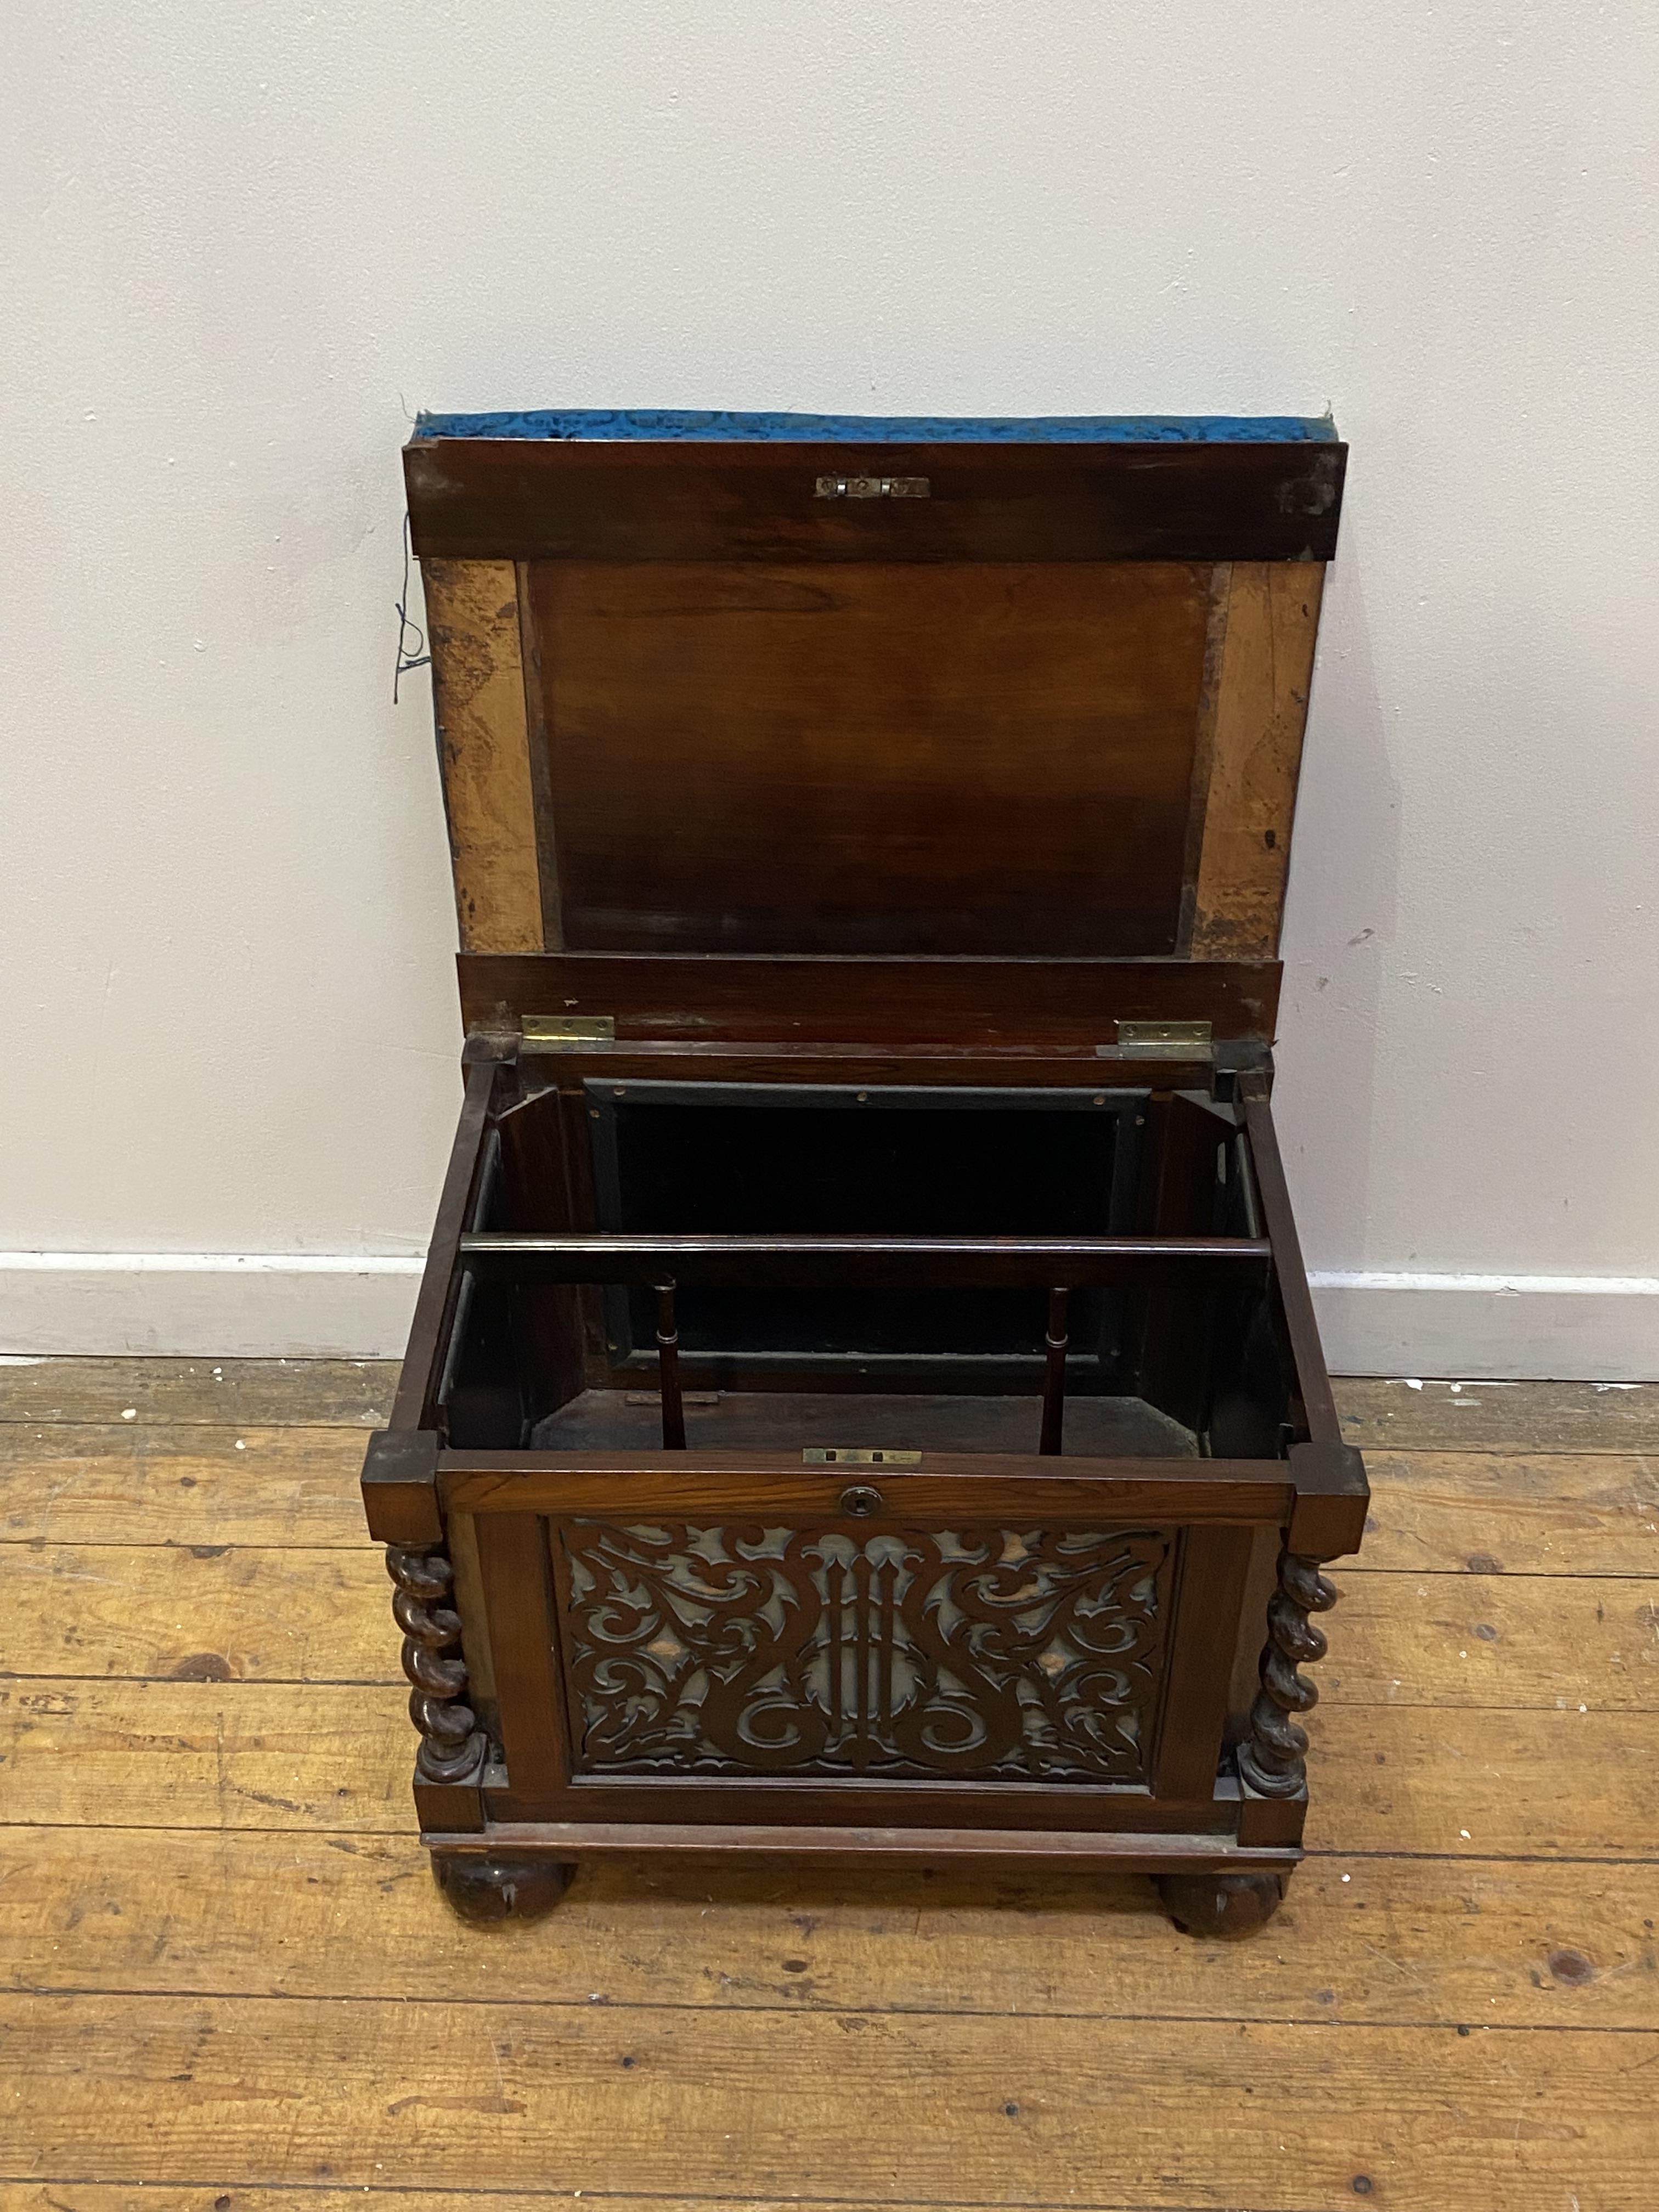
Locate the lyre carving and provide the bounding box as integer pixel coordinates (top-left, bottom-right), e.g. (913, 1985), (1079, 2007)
(1237, 1549), (1338, 1798)
(386, 1545), (486, 1784)
(557, 1520), (1172, 1783)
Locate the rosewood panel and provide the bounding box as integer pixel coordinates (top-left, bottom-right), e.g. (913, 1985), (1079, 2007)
(458, 952), (1282, 1043)
(1149, 1523), (1256, 1801)
(442, 1455), (1295, 1527)
(473, 1510), (568, 1803)
(405, 438), (1346, 565)
(526, 560), (1210, 956)
(449, 1451), (1291, 1522)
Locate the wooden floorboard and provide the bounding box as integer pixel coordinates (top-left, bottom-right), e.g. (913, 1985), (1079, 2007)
(5, 1824), (1656, 2029)
(1336, 1375), (1659, 1454)
(4, 1991), (1656, 2209)
(0, 1424), (370, 1545)
(1356, 1448), (1659, 1574)
(0, 2197), (1205, 2212)
(0, 2198), (1180, 2212)
(7, 1542), (394, 1682)
(0, 1357), (397, 1427)
(1, 1360), (1655, 2212)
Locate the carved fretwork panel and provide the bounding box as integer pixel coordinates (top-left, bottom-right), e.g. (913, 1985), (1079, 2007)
(554, 1521), (1175, 1782)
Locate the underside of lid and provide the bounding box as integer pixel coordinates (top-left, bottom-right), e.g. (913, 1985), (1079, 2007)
(404, 415), (1344, 982)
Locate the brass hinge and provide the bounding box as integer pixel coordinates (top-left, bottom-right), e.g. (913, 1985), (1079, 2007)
(1100, 1020), (1213, 1059)
(521, 1014), (616, 1051)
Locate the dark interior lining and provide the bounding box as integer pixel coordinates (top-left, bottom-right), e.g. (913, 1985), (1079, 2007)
(442, 1081), (1292, 1463)
(594, 1085), (1139, 1384)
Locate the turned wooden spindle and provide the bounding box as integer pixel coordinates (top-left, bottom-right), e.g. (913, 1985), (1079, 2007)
(656, 1282), (686, 1449)
(1039, 1286), (1069, 1456)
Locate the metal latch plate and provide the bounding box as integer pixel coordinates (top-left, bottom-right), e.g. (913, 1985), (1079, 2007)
(814, 475), (930, 500)
(803, 1447), (922, 1466)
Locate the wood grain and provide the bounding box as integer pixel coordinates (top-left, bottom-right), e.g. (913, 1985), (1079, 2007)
(0, 1427), (370, 1544)
(0, 2197), (974, 2212)
(420, 556), (545, 953)
(458, 949), (1283, 1043)
(531, 560), (1209, 956)
(0, 2196), (992, 2212)
(406, 435), (1348, 564)
(2, 1990), (1647, 2210)
(1355, 1451), (1659, 1575)
(1337, 1377), (1659, 1454)
(1324, 1570), (1659, 1709)
(4, 1824), (1655, 2030)
(0, 1359), (396, 1427)
(0, 1679), (413, 1830)
(4, 1543), (390, 1681)
(1189, 562), (1324, 957)
(1302, 1705), (1659, 1857)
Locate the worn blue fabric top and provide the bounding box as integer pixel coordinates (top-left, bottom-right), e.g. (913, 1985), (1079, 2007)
(411, 409), (1335, 444)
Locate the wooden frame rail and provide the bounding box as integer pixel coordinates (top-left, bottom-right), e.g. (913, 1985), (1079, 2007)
(450, 1229), (1270, 1457)
(454, 1231), (1271, 1288)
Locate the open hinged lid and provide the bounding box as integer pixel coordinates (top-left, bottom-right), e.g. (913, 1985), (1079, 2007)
(404, 411), (1345, 1046)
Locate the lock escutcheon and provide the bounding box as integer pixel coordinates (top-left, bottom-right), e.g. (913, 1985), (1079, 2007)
(839, 1483), (883, 1517)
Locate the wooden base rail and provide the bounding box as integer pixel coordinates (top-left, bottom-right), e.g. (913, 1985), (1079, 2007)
(455, 1231), (1271, 1289)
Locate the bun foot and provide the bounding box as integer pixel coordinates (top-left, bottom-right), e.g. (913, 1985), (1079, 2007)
(432, 1850), (575, 1923)
(1158, 1870), (1285, 1939)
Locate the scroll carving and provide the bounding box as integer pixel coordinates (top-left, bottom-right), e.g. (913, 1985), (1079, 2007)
(386, 1545), (486, 1784)
(1236, 1549), (1337, 1798)
(557, 1521), (1173, 1782)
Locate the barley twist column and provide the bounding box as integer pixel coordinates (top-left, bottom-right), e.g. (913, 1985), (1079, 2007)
(1236, 1548), (1338, 1798)
(386, 1544), (486, 1784)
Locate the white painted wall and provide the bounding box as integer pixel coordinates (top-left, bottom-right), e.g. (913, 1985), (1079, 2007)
(4, 2), (1656, 1375)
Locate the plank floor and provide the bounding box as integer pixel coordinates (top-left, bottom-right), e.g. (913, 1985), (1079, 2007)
(1, 1358), (1655, 2211)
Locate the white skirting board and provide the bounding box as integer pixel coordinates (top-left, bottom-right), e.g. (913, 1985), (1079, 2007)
(1, 1253), (1656, 1379)
(0, 1254), (425, 1362)
(1307, 1272), (1659, 1384)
